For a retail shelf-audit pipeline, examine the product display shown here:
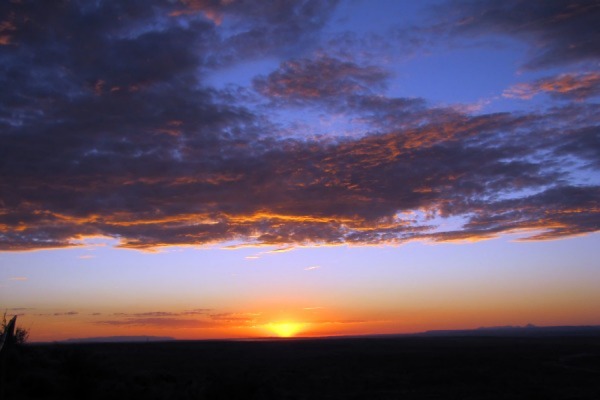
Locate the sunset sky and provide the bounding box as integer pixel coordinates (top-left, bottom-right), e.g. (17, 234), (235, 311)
(1, 0), (599, 342)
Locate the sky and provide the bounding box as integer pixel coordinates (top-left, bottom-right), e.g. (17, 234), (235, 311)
(1, 0), (599, 342)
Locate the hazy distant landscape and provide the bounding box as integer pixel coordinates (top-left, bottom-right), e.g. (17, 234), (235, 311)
(4, 327), (600, 399)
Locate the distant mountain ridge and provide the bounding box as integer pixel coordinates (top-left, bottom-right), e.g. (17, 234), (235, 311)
(310, 325), (600, 340)
(421, 324), (600, 337)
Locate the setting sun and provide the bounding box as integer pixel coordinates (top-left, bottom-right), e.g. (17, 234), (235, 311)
(267, 322), (306, 338)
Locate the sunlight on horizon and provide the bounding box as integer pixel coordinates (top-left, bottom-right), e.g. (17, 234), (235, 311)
(266, 322), (306, 338)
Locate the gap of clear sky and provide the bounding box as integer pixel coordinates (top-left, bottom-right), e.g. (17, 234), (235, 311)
(0, 0), (599, 341)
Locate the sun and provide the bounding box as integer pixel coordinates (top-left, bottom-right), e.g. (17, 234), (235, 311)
(267, 322), (305, 338)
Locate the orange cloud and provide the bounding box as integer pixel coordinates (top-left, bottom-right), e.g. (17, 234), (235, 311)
(504, 72), (600, 101)
(170, 0), (225, 24)
(0, 20), (15, 45)
(254, 56), (389, 104)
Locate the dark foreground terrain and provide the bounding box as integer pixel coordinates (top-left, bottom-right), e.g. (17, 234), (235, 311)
(2, 334), (600, 399)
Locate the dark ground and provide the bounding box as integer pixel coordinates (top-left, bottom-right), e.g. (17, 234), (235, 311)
(2, 334), (600, 399)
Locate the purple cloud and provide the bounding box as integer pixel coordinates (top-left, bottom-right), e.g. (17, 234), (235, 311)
(0, 1), (598, 251)
(439, 0), (600, 69)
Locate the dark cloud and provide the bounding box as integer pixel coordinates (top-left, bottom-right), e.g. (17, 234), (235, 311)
(555, 125), (600, 170)
(129, 312), (180, 317)
(440, 0), (600, 69)
(96, 310), (258, 328)
(52, 311), (79, 316)
(173, 0), (339, 63)
(0, 1), (211, 104)
(113, 310), (211, 317)
(425, 185), (600, 242)
(0, 3), (598, 251)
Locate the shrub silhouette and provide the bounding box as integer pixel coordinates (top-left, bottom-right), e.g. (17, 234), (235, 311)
(2, 312), (29, 345)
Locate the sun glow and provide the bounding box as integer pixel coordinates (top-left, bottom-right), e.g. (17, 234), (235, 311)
(267, 322), (305, 337)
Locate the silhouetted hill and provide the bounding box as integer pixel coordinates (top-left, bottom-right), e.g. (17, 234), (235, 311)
(310, 324), (600, 340)
(421, 324), (600, 337)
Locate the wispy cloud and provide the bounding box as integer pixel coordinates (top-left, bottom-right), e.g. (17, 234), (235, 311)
(244, 246), (296, 260)
(304, 266), (321, 271)
(97, 317), (209, 328)
(182, 308), (212, 315)
(111, 310), (211, 318)
(129, 311), (180, 317)
(266, 246), (295, 254)
(8, 277), (28, 281)
(96, 310), (259, 328)
(208, 312), (261, 324)
(504, 72), (600, 101)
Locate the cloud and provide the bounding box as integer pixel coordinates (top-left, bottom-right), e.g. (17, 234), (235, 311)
(0, 1), (598, 252)
(111, 310), (211, 317)
(53, 311), (79, 316)
(172, 0), (339, 63)
(96, 310), (258, 328)
(8, 277), (27, 281)
(129, 311), (180, 317)
(304, 266), (321, 271)
(503, 72), (600, 101)
(439, 0), (600, 69)
(435, 185), (600, 242)
(266, 246), (295, 254)
(97, 317), (209, 328)
(253, 56), (389, 105)
(182, 308), (212, 315)
(1, 96), (597, 249)
(243, 246), (295, 260)
(208, 312), (261, 324)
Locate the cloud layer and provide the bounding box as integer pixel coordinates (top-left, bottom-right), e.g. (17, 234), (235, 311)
(0, 0), (598, 251)
(440, 0), (600, 69)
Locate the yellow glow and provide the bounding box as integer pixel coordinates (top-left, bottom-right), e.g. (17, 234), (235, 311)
(225, 211), (354, 225)
(267, 322), (305, 337)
